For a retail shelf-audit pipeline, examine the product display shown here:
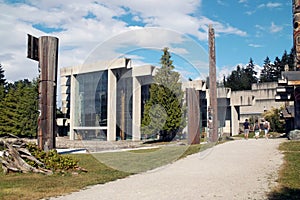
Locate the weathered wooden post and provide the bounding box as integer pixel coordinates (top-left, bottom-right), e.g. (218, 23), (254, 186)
(187, 88), (200, 144)
(208, 25), (218, 142)
(27, 35), (59, 151)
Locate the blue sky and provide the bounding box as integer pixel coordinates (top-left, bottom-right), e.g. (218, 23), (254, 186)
(0, 0), (293, 82)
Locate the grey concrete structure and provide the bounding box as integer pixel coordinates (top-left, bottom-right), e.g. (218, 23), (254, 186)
(60, 59), (285, 141)
(60, 58), (155, 141)
(183, 81), (285, 136)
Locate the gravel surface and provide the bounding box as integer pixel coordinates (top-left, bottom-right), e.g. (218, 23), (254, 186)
(50, 138), (285, 200)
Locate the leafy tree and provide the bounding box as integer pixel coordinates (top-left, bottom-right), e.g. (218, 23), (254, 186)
(141, 47), (186, 141)
(262, 106), (285, 133)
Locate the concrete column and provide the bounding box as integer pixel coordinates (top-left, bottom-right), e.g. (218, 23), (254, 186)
(231, 106), (239, 136)
(69, 74), (76, 140)
(132, 76), (141, 141)
(107, 69), (116, 141)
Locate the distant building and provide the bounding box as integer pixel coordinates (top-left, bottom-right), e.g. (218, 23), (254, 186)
(59, 58), (285, 140)
(60, 58), (155, 141)
(182, 81), (285, 136)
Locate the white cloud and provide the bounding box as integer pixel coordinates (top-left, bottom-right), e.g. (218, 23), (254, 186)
(270, 22), (283, 33)
(0, 0), (249, 83)
(258, 2), (282, 9)
(249, 43), (263, 48)
(266, 2), (282, 8)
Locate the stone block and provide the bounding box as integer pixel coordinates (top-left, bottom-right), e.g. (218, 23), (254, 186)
(287, 129), (300, 140)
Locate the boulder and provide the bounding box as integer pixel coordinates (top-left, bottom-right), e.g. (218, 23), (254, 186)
(287, 129), (300, 140)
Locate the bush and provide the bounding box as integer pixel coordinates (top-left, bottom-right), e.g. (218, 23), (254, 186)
(26, 143), (79, 172)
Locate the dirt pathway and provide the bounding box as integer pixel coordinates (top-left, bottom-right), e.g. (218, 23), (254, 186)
(50, 138), (285, 200)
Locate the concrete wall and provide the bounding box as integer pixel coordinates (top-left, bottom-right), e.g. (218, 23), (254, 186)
(233, 82), (285, 135)
(60, 59), (155, 141)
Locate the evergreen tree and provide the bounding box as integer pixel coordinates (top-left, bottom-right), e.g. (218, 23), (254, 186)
(260, 56), (274, 82)
(141, 48), (186, 141)
(287, 48), (295, 71)
(0, 79), (39, 137)
(243, 58), (258, 87)
(0, 64), (6, 85)
(273, 56), (282, 81)
(224, 65), (242, 91)
(224, 59), (257, 91)
(0, 64), (6, 100)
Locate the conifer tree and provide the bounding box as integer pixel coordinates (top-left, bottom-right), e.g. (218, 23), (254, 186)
(224, 58), (258, 91)
(0, 64), (6, 85)
(0, 79), (39, 137)
(260, 56), (274, 82)
(0, 64), (6, 100)
(141, 48), (186, 141)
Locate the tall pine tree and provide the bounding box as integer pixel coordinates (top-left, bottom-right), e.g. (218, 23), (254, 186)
(0, 79), (39, 137)
(260, 56), (274, 82)
(141, 48), (185, 141)
(0, 64), (6, 100)
(243, 58), (258, 88)
(224, 59), (258, 91)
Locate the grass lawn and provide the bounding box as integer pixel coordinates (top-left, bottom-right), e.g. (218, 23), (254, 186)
(0, 154), (131, 200)
(93, 143), (214, 173)
(0, 142), (208, 200)
(2, 139), (297, 200)
(267, 140), (300, 200)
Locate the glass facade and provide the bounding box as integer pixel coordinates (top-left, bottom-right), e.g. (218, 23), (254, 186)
(74, 71), (108, 140)
(74, 70), (108, 127)
(116, 75), (133, 140)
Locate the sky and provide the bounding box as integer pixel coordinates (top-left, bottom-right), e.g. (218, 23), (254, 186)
(0, 0), (293, 84)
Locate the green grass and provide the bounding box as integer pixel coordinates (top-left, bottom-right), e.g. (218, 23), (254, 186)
(267, 141), (300, 200)
(4, 139), (297, 200)
(0, 154), (131, 200)
(0, 142), (207, 200)
(93, 143), (210, 173)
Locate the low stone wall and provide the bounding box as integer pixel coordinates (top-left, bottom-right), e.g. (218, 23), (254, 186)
(56, 137), (145, 152)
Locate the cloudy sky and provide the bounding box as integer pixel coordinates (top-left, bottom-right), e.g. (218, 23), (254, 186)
(0, 0), (293, 84)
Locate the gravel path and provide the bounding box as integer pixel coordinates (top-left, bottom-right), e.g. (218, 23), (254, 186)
(50, 138), (285, 200)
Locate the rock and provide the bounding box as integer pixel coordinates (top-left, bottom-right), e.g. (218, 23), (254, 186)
(287, 129), (300, 140)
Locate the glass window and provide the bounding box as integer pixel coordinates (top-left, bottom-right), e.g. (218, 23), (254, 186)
(74, 71), (108, 127)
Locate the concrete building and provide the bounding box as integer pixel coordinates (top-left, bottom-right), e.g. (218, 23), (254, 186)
(60, 58), (155, 141)
(59, 58), (285, 140)
(231, 82), (285, 134)
(183, 81), (285, 136)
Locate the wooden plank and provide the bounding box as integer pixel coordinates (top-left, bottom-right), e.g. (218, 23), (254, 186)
(187, 88), (200, 145)
(27, 34), (39, 61)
